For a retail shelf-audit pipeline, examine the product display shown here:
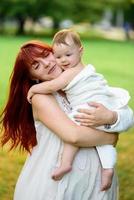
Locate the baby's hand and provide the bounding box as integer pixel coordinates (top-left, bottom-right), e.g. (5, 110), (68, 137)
(27, 88), (34, 103)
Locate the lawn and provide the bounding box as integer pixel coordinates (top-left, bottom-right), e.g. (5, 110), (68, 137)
(0, 35), (134, 200)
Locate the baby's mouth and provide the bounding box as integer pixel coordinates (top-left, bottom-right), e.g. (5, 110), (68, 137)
(62, 64), (69, 68)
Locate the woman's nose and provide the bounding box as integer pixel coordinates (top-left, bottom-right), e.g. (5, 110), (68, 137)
(43, 60), (50, 68)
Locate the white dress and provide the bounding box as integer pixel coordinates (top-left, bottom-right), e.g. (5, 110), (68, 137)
(14, 93), (119, 200)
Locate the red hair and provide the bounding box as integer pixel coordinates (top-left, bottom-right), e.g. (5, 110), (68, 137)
(0, 40), (52, 152)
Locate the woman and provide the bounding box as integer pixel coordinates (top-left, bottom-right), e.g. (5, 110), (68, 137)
(1, 40), (133, 200)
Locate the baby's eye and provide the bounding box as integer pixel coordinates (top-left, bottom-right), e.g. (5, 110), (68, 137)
(56, 56), (61, 59)
(66, 54), (71, 57)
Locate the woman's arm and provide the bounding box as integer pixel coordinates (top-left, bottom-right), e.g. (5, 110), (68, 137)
(32, 94), (117, 147)
(74, 102), (134, 132)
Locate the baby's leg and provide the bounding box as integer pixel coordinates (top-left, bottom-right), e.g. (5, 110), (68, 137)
(52, 103), (90, 180)
(96, 145), (117, 191)
(52, 143), (79, 181)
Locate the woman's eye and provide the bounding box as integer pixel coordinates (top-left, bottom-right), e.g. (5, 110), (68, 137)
(34, 63), (40, 70)
(66, 54), (71, 57)
(43, 54), (48, 58)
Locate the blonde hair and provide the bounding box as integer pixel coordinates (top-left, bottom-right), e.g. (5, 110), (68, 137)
(53, 29), (82, 47)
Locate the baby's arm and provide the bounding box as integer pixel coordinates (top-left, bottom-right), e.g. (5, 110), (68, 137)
(27, 68), (78, 102)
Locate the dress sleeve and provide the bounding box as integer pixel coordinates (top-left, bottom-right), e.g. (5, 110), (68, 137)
(102, 105), (134, 133)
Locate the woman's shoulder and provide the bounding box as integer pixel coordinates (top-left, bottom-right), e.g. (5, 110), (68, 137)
(31, 94), (57, 119)
(31, 93), (66, 108)
(32, 94), (55, 107)
(31, 93), (71, 120)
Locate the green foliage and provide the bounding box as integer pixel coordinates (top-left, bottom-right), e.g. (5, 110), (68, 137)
(124, 2), (134, 24)
(71, 0), (105, 23)
(38, 0), (75, 28)
(0, 0), (91, 33)
(0, 0), (134, 34)
(0, 0), (35, 34)
(0, 0), (32, 18)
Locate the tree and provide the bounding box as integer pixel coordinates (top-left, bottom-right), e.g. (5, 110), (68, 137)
(1, 0), (133, 35)
(33, 0), (75, 29)
(71, 0), (106, 23)
(0, 0), (75, 34)
(124, 1), (134, 28)
(0, 0), (35, 34)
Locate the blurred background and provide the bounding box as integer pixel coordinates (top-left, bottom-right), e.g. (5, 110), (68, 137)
(0, 0), (134, 200)
(0, 0), (134, 39)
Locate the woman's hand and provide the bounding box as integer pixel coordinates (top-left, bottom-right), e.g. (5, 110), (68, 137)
(74, 102), (118, 127)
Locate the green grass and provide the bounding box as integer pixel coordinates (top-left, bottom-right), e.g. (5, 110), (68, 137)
(83, 39), (134, 108)
(0, 35), (134, 200)
(0, 148), (26, 200)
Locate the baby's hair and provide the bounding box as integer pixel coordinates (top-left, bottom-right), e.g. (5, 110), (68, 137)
(53, 29), (82, 47)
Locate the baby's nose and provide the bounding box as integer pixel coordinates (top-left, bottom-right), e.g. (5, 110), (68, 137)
(61, 57), (66, 62)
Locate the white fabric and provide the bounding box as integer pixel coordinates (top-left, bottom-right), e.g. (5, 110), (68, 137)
(63, 64), (130, 169)
(96, 145), (117, 169)
(63, 64), (130, 110)
(69, 104), (117, 169)
(109, 106), (134, 132)
(14, 93), (118, 200)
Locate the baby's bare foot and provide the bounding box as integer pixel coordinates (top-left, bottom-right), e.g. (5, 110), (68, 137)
(101, 168), (114, 191)
(51, 165), (72, 181)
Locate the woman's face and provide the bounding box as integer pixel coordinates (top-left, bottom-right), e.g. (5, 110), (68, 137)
(29, 52), (62, 81)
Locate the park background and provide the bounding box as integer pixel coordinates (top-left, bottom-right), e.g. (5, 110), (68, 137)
(0, 0), (134, 200)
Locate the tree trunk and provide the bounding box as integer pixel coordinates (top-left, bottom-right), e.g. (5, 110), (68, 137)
(0, 16), (5, 34)
(52, 20), (60, 34)
(16, 17), (25, 35)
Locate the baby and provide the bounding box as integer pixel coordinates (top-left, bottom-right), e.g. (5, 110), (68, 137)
(27, 29), (130, 191)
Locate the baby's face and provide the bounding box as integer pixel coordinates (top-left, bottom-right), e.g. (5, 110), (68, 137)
(53, 38), (82, 71)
